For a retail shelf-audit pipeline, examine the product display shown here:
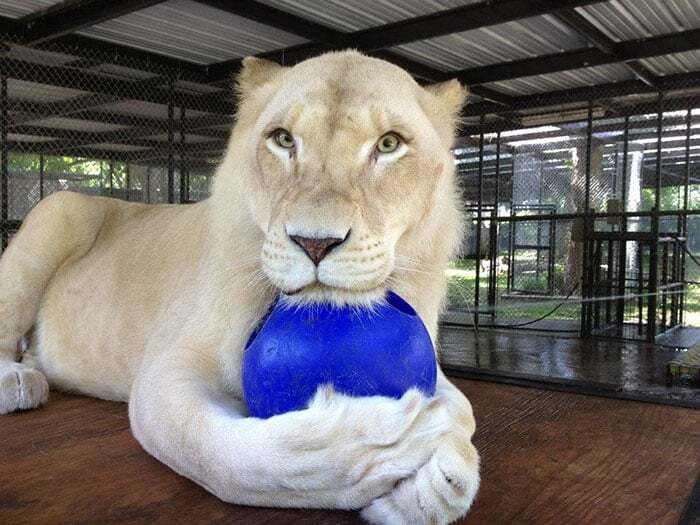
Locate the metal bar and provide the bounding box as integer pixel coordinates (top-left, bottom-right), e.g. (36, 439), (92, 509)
(108, 159), (114, 197)
(474, 120), (485, 328)
(488, 133), (501, 312)
(206, 0), (606, 83)
(39, 153), (44, 200)
(179, 106), (188, 204)
(0, 75), (6, 253)
(491, 209), (700, 224)
(655, 94), (663, 211)
(593, 240), (603, 329)
(680, 107), (692, 326)
(167, 78), (175, 205)
(616, 116), (629, 326)
(463, 71), (700, 118)
(553, 9), (657, 86)
(648, 214), (659, 342)
(606, 239), (614, 324)
(14, 1), (168, 45)
(585, 101), (593, 210)
(457, 28), (700, 86)
(549, 218), (556, 296)
(145, 166), (151, 203)
(637, 244), (644, 337)
(125, 163), (131, 202)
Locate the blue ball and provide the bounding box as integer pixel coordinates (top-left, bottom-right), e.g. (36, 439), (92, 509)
(243, 291), (436, 419)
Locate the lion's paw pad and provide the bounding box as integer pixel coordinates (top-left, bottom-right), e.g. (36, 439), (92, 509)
(0, 363), (49, 414)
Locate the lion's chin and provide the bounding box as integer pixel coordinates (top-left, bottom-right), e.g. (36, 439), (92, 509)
(280, 282), (387, 308)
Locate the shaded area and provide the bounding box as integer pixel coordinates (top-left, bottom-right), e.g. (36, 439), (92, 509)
(439, 326), (700, 407)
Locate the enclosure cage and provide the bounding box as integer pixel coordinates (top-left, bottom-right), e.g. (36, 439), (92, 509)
(450, 84), (700, 339)
(0, 3), (698, 344)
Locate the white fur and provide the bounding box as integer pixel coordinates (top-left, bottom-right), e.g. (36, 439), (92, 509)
(0, 51), (478, 524)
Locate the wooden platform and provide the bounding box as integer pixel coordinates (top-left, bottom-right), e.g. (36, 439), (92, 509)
(1, 379), (699, 524)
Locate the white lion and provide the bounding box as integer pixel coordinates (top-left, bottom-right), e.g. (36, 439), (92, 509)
(0, 50), (479, 524)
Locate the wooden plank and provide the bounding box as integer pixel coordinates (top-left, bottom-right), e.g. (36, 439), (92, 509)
(0, 381), (698, 524)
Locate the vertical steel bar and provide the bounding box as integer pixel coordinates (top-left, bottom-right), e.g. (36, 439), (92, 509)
(637, 244), (644, 337)
(474, 118), (485, 329)
(125, 164), (130, 202)
(581, 101), (593, 336)
(179, 106), (188, 203)
(167, 77), (175, 204)
(1, 76), (7, 253)
(616, 116), (629, 326)
(146, 166), (151, 204)
(593, 239), (602, 330)
(680, 107), (692, 325)
(661, 241), (668, 332)
(488, 133), (501, 314)
(647, 94), (663, 341)
(39, 153), (44, 200)
(606, 239), (614, 324)
(108, 159), (114, 197)
(648, 213), (659, 342)
(655, 94), (663, 212)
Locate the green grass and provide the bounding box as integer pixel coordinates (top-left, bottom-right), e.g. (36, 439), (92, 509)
(446, 255), (700, 326)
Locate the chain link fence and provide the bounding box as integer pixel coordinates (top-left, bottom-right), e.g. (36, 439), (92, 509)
(0, 31), (698, 340)
(448, 77), (700, 338)
(0, 35), (235, 252)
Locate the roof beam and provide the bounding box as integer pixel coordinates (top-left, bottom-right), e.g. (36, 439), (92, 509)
(194, 0), (343, 44)
(553, 8), (659, 87)
(463, 71), (700, 118)
(199, 0), (514, 104)
(346, 0), (606, 53)
(15, 0), (167, 45)
(455, 28), (700, 86)
(206, 0), (606, 85)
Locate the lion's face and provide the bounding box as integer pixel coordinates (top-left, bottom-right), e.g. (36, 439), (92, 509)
(226, 52), (465, 305)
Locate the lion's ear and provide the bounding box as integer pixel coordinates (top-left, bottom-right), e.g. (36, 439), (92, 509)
(423, 79), (468, 124)
(236, 57), (286, 99)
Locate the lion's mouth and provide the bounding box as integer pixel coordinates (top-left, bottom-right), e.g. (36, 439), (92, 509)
(280, 281), (388, 305)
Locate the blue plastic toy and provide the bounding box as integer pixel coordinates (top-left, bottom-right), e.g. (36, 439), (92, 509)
(243, 291), (436, 419)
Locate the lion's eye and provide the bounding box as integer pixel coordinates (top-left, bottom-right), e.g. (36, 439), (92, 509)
(273, 129), (295, 149)
(376, 133), (401, 154)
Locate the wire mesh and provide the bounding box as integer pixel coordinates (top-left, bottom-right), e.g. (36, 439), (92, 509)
(448, 76), (700, 337)
(0, 35), (234, 253)
(0, 29), (699, 340)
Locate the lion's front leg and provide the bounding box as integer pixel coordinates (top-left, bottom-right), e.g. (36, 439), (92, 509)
(128, 350), (455, 512)
(362, 371), (480, 525)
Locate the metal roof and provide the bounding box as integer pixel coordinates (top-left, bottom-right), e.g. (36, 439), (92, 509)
(257, 0), (483, 32)
(0, 0), (60, 19)
(393, 15), (588, 72)
(78, 0), (308, 64)
(0, 0), (697, 165)
(579, 0), (700, 41)
(485, 63), (635, 96)
(0, 0), (698, 94)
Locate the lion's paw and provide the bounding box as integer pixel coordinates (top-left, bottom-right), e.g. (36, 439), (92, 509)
(0, 362), (49, 414)
(361, 441), (479, 525)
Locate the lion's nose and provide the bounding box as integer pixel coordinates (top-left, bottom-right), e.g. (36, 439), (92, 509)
(289, 232), (349, 266)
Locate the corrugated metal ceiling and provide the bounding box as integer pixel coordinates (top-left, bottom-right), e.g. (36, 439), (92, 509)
(393, 15), (588, 72)
(578, 0), (700, 41)
(0, 0), (698, 100)
(484, 63), (634, 97)
(257, 0), (482, 32)
(0, 0), (60, 19)
(642, 50), (700, 76)
(78, 0), (307, 64)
